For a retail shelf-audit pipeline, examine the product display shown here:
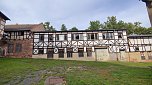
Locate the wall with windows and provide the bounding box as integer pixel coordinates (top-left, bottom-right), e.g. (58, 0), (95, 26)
(0, 17), (6, 39)
(32, 30), (129, 61)
(31, 29), (152, 62)
(4, 31), (31, 40)
(128, 36), (152, 52)
(5, 40), (33, 58)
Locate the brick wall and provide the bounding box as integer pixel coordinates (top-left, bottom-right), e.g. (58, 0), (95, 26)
(0, 39), (33, 58)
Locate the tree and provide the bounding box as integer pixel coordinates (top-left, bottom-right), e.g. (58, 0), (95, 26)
(43, 22), (56, 31)
(88, 20), (101, 30)
(69, 27), (78, 31)
(100, 16), (151, 35)
(61, 24), (67, 31)
(103, 16), (118, 29)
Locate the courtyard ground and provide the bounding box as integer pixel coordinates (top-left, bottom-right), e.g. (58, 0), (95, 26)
(0, 58), (152, 85)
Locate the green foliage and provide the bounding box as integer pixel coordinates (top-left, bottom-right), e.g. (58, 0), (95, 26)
(88, 20), (101, 30)
(69, 27), (78, 31)
(61, 24), (67, 31)
(100, 16), (152, 35)
(43, 22), (56, 31)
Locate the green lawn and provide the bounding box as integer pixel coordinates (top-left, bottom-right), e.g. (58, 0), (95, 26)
(0, 58), (152, 85)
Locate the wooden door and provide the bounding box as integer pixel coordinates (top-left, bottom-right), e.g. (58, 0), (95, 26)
(47, 49), (54, 59)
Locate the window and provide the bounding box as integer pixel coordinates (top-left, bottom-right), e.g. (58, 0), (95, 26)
(38, 49), (44, 54)
(135, 46), (139, 51)
(78, 49), (84, 57)
(39, 34), (44, 42)
(48, 34), (53, 41)
(15, 44), (22, 53)
(72, 34), (83, 40)
(103, 33), (113, 39)
(8, 44), (14, 53)
(140, 52), (145, 60)
(18, 32), (24, 36)
(67, 48), (72, 58)
(148, 52), (152, 60)
(87, 33), (98, 40)
(56, 34), (67, 41)
(87, 48), (92, 57)
(118, 32), (123, 39)
(67, 51), (72, 58)
(59, 49), (64, 58)
(141, 56), (145, 60)
(47, 49), (54, 58)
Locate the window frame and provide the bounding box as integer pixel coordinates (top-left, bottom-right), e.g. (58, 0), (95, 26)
(48, 34), (53, 41)
(15, 43), (22, 53)
(18, 31), (24, 36)
(39, 34), (44, 42)
(56, 34), (67, 41)
(58, 49), (64, 58)
(72, 33), (84, 40)
(118, 32), (123, 39)
(87, 33), (98, 40)
(78, 49), (84, 57)
(103, 32), (114, 39)
(38, 49), (44, 54)
(8, 44), (14, 53)
(87, 48), (92, 57)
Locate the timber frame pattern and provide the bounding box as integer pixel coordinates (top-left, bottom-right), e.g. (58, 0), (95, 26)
(33, 29), (129, 55)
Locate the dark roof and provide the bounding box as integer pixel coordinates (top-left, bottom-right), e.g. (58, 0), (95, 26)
(4, 28), (30, 32)
(0, 11), (10, 20)
(5, 23), (45, 32)
(128, 35), (152, 38)
(33, 29), (126, 33)
(142, 0), (152, 2)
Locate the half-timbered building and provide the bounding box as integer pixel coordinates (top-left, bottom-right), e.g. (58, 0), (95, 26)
(127, 35), (152, 62)
(33, 29), (129, 61)
(0, 11), (10, 56)
(0, 24), (45, 58)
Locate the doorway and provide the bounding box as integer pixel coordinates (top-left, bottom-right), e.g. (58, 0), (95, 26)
(47, 49), (54, 59)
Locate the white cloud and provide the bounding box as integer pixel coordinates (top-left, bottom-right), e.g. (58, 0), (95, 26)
(0, 0), (150, 30)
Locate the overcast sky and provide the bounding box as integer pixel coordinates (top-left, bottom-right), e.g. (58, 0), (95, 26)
(0, 0), (150, 30)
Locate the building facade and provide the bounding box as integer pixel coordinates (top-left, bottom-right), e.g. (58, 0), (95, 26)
(0, 24), (45, 58)
(128, 35), (152, 62)
(0, 11), (10, 56)
(32, 30), (152, 62)
(0, 11), (151, 62)
(32, 29), (129, 61)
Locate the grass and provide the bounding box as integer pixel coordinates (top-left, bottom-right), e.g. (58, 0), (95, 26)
(0, 58), (152, 85)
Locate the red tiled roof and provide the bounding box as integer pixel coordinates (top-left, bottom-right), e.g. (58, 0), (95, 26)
(5, 23), (45, 32)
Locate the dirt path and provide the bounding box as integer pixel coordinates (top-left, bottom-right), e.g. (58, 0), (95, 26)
(6, 66), (88, 85)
